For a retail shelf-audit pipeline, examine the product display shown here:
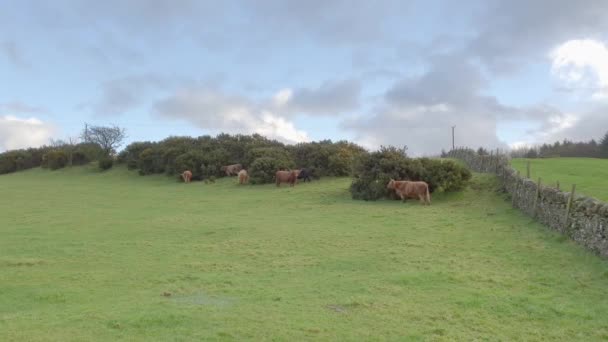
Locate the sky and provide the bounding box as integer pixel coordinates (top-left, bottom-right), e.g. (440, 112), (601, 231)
(1, 0), (608, 155)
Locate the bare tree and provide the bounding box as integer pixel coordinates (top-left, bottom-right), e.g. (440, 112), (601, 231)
(82, 124), (126, 156)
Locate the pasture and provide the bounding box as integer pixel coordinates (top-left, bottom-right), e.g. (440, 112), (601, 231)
(511, 158), (608, 201)
(2, 166), (608, 341)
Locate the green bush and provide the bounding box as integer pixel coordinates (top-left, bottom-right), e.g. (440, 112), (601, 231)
(43, 150), (68, 170)
(138, 148), (165, 175)
(349, 146), (471, 201)
(249, 157), (294, 184)
(117, 133), (366, 180)
(174, 151), (205, 180)
(98, 157), (114, 170)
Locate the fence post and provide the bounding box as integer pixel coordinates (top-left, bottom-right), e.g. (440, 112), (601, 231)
(533, 177), (541, 217)
(526, 161), (531, 179)
(495, 148), (500, 173)
(556, 181), (560, 191)
(564, 184), (576, 233)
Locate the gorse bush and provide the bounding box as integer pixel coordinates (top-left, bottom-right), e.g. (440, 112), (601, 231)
(98, 157), (114, 170)
(0, 142), (104, 174)
(117, 133), (365, 183)
(349, 146), (471, 201)
(42, 150), (68, 170)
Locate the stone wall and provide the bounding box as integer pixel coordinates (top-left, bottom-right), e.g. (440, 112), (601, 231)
(448, 149), (608, 258)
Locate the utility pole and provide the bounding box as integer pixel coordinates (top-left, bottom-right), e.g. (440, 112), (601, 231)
(451, 125), (456, 150)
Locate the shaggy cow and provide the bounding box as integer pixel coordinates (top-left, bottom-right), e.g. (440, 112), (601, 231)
(297, 168), (312, 182)
(276, 170), (297, 187)
(181, 170), (193, 183)
(221, 163), (243, 176)
(238, 169), (249, 184)
(386, 179), (431, 205)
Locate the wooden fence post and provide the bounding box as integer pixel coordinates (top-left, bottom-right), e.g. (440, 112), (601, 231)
(564, 184), (576, 232)
(556, 181), (560, 191)
(526, 161), (531, 179)
(533, 177), (541, 217)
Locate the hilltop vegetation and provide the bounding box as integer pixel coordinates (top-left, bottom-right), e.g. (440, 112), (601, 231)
(2, 166), (608, 340)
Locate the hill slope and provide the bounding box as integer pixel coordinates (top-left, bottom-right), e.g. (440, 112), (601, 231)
(2, 166), (608, 340)
(511, 158), (608, 201)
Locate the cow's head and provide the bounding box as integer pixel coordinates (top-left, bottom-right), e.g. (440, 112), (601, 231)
(386, 178), (395, 189)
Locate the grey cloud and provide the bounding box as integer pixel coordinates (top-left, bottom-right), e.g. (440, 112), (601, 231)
(470, 0), (608, 72)
(343, 54), (530, 154)
(154, 87), (254, 132)
(0, 101), (44, 114)
(88, 74), (173, 116)
(545, 106), (608, 142)
(1, 40), (27, 67)
(281, 79), (361, 116)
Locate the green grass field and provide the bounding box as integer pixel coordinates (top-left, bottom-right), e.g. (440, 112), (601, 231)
(2, 166), (608, 341)
(511, 158), (608, 201)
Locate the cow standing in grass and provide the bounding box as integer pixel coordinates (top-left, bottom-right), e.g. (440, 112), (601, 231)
(181, 170), (193, 183)
(221, 164), (243, 176)
(297, 168), (312, 182)
(238, 169), (249, 184)
(276, 170), (297, 187)
(387, 179), (431, 205)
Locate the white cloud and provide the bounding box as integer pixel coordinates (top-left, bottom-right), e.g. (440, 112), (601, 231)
(272, 89), (293, 107)
(257, 111), (310, 143)
(154, 87), (309, 144)
(0, 115), (56, 151)
(551, 39), (608, 98)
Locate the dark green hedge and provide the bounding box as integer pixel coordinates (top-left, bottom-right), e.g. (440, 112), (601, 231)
(117, 134), (366, 184)
(350, 146), (471, 201)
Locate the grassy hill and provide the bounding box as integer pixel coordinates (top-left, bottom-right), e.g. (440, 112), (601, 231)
(2, 166), (608, 340)
(511, 158), (608, 201)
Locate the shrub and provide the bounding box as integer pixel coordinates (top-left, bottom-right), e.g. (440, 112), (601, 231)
(138, 148), (165, 175)
(174, 151), (205, 180)
(43, 150), (68, 170)
(249, 157), (294, 184)
(349, 146), (471, 201)
(98, 157), (114, 170)
(419, 158), (472, 193)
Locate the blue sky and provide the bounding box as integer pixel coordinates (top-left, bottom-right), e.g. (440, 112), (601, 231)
(1, 0), (608, 155)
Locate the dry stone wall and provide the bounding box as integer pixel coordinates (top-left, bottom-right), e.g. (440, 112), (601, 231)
(449, 149), (608, 258)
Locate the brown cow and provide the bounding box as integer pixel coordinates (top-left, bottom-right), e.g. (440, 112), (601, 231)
(221, 163), (243, 176)
(276, 170), (297, 187)
(386, 179), (431, 205)
(238, 169), (249, 184)
(181, 170), (193, 183)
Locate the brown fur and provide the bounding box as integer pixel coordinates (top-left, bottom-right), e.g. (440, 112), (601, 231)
(221, 163), (243, 176)
(276, 170), (297, 187)
(238, 169), (249, 184)
(387, 179), (431, 205)
(181, 170), (193, 183)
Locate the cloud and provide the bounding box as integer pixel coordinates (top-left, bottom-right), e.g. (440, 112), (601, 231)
(273, 79), (361, 116)
(0, 40), (27, 67)
(550, 39), (608, 99)
(343, 55), (517, 154)
(0, 101), (44, 114)
(541, 106), (608, 142)
(470, 0), (608, 72)
(86, 74), (172, 116)
(0, 116), (56, 151)
(154, 86), (309, 144)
